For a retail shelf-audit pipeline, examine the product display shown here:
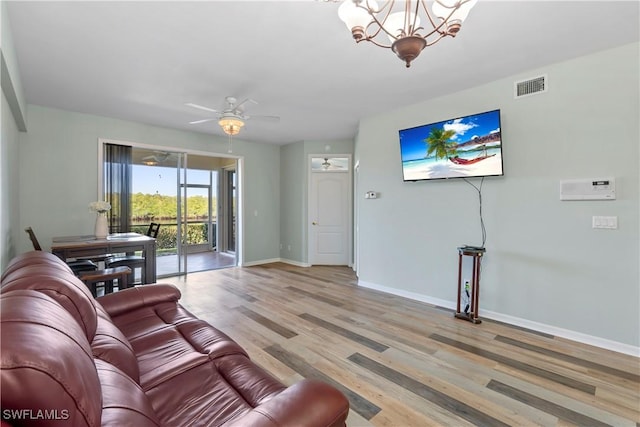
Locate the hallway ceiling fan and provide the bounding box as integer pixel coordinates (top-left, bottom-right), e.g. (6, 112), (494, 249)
(186, 96), (280, 136)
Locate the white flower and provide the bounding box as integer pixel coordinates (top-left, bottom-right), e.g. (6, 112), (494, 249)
(89, 201), (111, 213)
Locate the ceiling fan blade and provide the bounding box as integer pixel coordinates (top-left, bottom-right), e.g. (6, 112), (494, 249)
(185, 103), (219, 114)
(189, 118), (216, 125)
(234, 98), (258, 113)
(245, 114), (280, 122)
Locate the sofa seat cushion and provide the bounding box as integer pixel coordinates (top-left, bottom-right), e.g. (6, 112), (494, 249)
(144, 361), (256, 426)
(131, 325), (210, 389)
(146, 359), (349, 427)
(212, 354), (286, 407)
(96, 359), (160, 427)
(120, 314), (248, 390)
(142, 351), (287, 426)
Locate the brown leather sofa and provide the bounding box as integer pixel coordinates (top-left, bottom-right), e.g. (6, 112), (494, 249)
(0, 251), (349, 426)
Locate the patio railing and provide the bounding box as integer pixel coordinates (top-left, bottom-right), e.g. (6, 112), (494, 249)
(131, 221), (216, 255)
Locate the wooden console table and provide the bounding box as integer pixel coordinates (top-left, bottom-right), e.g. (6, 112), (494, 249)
(51, 233), (156, 284)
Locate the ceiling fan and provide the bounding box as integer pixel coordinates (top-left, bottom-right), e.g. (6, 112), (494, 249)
(141, 151), (176, 166)
(186, 96), (280, 136)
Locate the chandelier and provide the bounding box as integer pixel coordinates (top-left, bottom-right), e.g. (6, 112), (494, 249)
(338, 0), (477, 68)
(218, 116), (245, 136)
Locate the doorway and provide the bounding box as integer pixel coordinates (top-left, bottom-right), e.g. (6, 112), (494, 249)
(154, 150), (238, 276)
(101, 141), (239, 278)
(308, 155), (352, 266)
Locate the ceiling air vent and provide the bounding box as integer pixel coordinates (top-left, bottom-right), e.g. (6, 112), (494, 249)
(514, 75), (547, 99)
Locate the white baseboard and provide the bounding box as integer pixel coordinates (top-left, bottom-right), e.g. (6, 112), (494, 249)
(240, 258), (310, 268)
(279, 258), (311, 267)
(240, 258), (281, 267)
(481, 309), (640, 357)
(358, 280), (455, 310)
(358, 280), (639, 357)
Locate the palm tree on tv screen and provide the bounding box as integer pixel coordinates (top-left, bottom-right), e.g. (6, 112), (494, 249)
(425, 127), (457, 160)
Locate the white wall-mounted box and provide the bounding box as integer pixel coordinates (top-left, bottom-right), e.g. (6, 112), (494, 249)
(560, 177), (615, 201)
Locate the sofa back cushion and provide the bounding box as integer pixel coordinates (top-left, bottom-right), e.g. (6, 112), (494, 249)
(92, 303), (141, 383)
(1, 265), (98, 341)
(1, 290), (102, 426)
(1, 250), (73, 279)
(95, 359), (160, 427)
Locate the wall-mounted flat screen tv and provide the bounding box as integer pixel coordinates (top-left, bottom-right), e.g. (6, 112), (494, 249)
(399, 109), (503, 182)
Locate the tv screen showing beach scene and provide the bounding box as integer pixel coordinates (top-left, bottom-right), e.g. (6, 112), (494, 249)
(399, 109), (503, 181)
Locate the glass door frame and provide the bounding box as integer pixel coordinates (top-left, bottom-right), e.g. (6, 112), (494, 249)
(179, 182), (214, 253)
(97, 138), (244, 276)
(176, 152), (187, 275)
(218, 165), (237, 255)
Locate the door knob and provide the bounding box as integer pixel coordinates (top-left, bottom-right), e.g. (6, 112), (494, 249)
(312, 221), (318, 225)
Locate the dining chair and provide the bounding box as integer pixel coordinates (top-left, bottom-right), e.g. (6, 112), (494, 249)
(105, 223), (160, 284)
(147, 222), (161, 239)
(24, 227), (99, 275)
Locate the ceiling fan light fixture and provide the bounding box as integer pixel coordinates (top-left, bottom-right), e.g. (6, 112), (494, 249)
(218, 116), (245, 136)
(142, 159), (158, 166)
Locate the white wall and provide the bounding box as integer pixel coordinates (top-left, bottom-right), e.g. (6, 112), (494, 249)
(1, 1), (27, 130)
(280, 141), (305, 263)
(0, 1), (25, 271)
(1, 89), (20, 270)
(354, 43), (639, 353)
(17, 104), (281, 265)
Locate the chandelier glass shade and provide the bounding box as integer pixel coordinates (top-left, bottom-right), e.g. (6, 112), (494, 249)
(338, 0), (477, 67)
(218, 116), (245, 136)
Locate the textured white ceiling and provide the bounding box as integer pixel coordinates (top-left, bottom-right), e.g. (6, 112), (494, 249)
(6, 1), (639, 145)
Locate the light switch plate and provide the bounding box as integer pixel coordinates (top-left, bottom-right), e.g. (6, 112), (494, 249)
(592, 216), (618, 229)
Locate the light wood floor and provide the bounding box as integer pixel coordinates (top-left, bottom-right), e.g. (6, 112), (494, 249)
(160, 263), (640, 427)
(155, 251), (236, 277)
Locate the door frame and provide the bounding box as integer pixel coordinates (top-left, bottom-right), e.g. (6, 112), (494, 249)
(353, 160), (360, 276)
(180, 182), (214, 254)
(218, 165), (237, 255)
(97, 137), (244, 271)
(307, 153), (353, 266)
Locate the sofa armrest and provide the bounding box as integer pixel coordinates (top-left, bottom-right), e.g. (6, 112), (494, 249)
(96, 284), (181, 317)
(226, 379), (349, 427)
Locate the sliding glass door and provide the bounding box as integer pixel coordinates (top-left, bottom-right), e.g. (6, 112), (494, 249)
(104, 141), (238, 278)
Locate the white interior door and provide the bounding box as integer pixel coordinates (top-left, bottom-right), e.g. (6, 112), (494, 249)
(308, 156), (351, 266)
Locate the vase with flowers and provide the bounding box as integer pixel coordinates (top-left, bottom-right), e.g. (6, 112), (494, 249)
(89, 201), (111, 239)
